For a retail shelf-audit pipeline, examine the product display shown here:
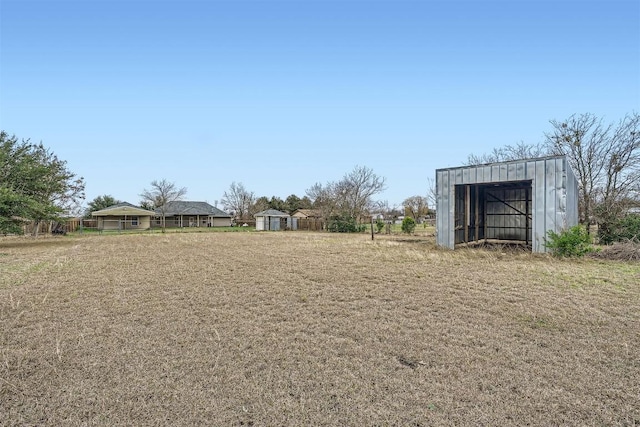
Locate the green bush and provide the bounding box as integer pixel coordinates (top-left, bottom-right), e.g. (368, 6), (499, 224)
(327, 215), (366, 233)
(401, 217), (416, 234)
(598, 214), (640, 245)
(545, 225), (595, 257)
(375, 219), (385, 233)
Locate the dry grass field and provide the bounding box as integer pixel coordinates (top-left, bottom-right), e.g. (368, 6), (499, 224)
(1, 231), (639, 426)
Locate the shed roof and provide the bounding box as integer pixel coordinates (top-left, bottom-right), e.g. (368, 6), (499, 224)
(92, 202), (155, 217)
(436, 154), (567, 173)
(156, 201), (231, 217)
(254, 209), (290, 217)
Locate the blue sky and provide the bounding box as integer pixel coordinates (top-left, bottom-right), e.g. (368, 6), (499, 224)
(1, 0), (638, 210)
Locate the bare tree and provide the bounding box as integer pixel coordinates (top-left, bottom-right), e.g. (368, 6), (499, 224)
(426, 177), (437, 214)
(306, 165), (386, 225)
(594, 113), (640, 237)
(341, 165), (386, 221)
(306, 181), (339, 225)
(403, 195), (429, 220)
(545, 113), (610, 233)
(140, 179), (187, 232)
(545, 112), (640, 235)
(466, 141), (548, 165)
(251, 196), (270, 215)
(221, 182), (255, 221)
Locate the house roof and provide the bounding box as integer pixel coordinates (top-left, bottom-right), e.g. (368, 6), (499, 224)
(156, 201), (231, 217)
(292, 209), (321, 218)
(254, 209), (290, 217)
(92, 202), (156, 217)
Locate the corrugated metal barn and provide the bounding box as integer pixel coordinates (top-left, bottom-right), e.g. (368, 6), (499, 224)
(435, 155), (579, 253)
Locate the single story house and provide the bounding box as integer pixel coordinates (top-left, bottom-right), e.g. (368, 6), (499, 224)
(255, 209), (293, 231)
(291, 209), (322, 219)
(155, 201), (232, 228)
(92, 202), (155, 230)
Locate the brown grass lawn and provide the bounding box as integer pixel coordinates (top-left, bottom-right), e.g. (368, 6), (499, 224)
(1, 231), (639, 426)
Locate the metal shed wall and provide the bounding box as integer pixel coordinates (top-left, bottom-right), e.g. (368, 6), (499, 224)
(436, 155), (578, 253)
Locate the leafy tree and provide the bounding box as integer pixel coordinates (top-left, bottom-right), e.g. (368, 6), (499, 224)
(598, 213), (640, 245)
(140, 179), (187, 232)
(284, 194), (312, 213)
(221, 182), (255, 220)
(0, 187), (33, 234)
(0, 131), (85, 235)
(268, 196), (286, 212)
(84, 194), (121, 218)
(401, 216), (416, 234)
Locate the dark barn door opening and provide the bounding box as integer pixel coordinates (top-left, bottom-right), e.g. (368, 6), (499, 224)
(454, 180), (532, 248)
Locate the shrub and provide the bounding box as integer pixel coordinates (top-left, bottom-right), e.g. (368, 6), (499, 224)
(375, 219), (385, 233)
(545, 225), (595, 257)
(598, 214), (640, 245)
(401, 217), (416, 234)
(327, 215), (366, 233)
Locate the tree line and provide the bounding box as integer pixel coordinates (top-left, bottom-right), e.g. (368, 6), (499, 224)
(221, 165), (391, 229)
(4, 111), (637, 238)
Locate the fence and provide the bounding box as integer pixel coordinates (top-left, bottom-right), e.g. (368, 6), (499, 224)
(295, 218), (326, 231)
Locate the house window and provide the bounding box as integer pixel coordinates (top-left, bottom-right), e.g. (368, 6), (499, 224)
(131, 216), (139, 226)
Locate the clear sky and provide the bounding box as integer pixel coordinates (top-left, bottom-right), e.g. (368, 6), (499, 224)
(1, 0), (638, 211)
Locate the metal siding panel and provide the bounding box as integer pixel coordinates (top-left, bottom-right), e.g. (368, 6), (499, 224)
(533, 159), (547, 252)
(565, 158), (579, 227)
(448, 171), (456, 248)
(545, 158), (557, 238)
(508, 162), (517, 181)
(499, 164), (508, 181)
(463, 167), (470, 184)
(516, 161), (525, 181)
(455, 168), (463, 185)
(491, 165), (500, 182)
(526, 161), (536, 180)
(555, 157), (567, 230)
(482, 166), (491, 183)
(436, 170), (454, 249)
(436, 170), (445, 247)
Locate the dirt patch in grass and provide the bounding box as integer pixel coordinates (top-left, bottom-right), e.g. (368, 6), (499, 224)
(1, 232), (639, 426)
